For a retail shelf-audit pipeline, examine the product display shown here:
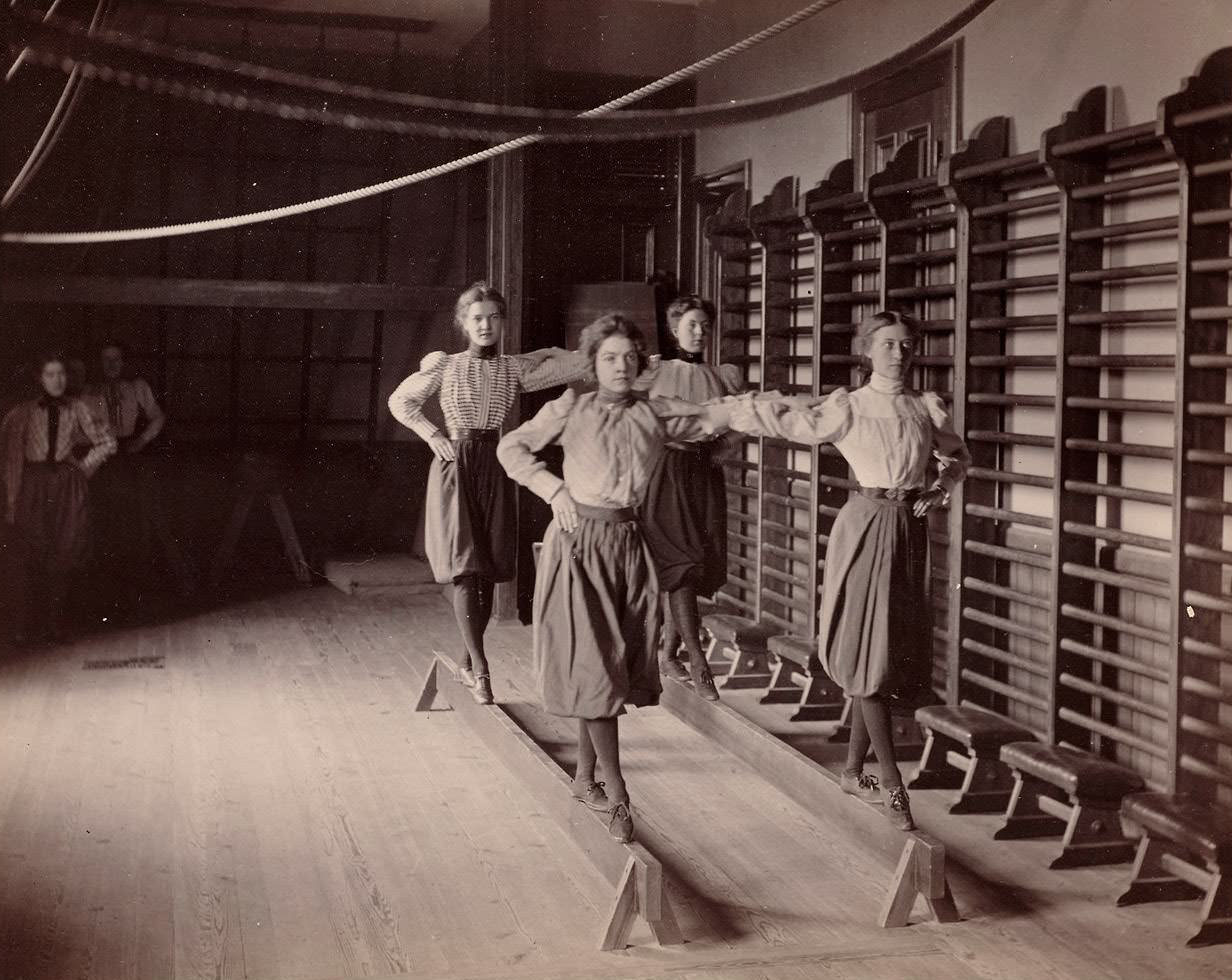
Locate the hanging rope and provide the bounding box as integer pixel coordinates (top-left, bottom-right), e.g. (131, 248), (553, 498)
(6, 0), (998, 139)
(2, 0), (109, 209)
(2, 0), (998, 245)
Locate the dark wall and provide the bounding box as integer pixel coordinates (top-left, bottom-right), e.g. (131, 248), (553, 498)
(513, 69), (694, 617)
(2, 5), (488, 558)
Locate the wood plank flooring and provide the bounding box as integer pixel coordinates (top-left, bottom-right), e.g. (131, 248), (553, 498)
(0, 586), (1225, 979)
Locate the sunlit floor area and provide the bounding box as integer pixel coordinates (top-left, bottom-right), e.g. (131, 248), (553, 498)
(0, 587), (1224, 980)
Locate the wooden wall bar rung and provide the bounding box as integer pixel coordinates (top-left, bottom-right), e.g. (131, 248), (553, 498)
(1064, 481), (1170, 505)
(690, 50), (1232, 804)
(1071, 170), (1179, 199)
(963, 638), (1050, 676)
(1060, 638), (1170, 682)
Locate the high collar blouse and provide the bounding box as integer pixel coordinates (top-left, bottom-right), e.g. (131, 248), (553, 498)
(388, 346), (588, 441)
(723, 378), (971, 494)
(497, 388), (718, 508)
(1, 397), (117, 520)
(635, 356), (744, 404)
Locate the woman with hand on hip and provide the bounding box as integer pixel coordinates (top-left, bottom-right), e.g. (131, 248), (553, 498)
(388, 283), (585, 704)
(709, 311), (969, 831)
(497, 314), (724, 843)
(2, 353), (116, 644)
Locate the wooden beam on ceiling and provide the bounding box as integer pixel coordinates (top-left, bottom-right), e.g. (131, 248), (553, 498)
(2, 276), (462, 312)
(127, 2), (435, 34)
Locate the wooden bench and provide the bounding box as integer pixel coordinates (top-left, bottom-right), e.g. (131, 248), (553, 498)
(1117, 792), (1232, 948)
(764, 634), (845, 722)
(700, 613), (776, 689)
(994, 742), (1144, 868)
(910, 705), (1035, 813)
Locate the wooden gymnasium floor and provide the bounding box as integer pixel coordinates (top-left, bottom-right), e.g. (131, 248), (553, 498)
(0, 586), (1226, 980)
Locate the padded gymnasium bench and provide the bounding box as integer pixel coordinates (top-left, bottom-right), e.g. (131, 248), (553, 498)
(995, 742), (1144, 868)
(910, 705), (1035, 813)
(764, 634), (845, 721)
(1116, 792), (1232, 947)
(700, 613), (776, 689)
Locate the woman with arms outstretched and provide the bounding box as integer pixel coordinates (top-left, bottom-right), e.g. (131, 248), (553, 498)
(709, 311), (969, 831)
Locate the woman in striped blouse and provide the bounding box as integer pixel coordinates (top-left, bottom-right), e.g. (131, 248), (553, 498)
(388, 283), (586, 705)
(2, 353), (117, 644)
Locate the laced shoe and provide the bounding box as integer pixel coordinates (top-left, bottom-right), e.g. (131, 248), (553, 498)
(689, 660), (720, 701)
(886, 785), (916, 831)
(570, 779), (610, 811)
(840, 770), (883, 804)
(606, 801), (634, 843)
(472, 674), (494, 705)
(659, 656), (690, 682)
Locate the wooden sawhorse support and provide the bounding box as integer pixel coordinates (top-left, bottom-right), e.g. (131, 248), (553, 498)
(415, 651), (685, 952)
(659, 675), (960, 928)
(210, 453), (310, 588)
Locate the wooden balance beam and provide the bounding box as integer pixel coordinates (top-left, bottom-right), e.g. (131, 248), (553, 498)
(658, 675), (960, 928)
(414, 651), (685, 952)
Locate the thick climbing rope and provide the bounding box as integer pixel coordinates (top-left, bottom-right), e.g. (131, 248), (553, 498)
(2, 0), (998, 245)
(7, 0), (997, 139)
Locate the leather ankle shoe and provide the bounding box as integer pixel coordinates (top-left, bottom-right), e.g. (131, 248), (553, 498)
(605, 801), (634, 843)
(570, 780), (610, 811)
(472, 675), (494, 705)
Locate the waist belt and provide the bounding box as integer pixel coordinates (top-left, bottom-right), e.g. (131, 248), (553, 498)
(666, 440), (715, 455)
(448, 427), (499, 442)
(575, 502), (638, 523)
(858, 486), (923, 503)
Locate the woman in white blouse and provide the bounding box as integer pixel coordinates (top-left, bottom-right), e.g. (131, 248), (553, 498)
(497, 314), (719, 843)
(388, 283), (586, 705)
(712, 311), (970, 832)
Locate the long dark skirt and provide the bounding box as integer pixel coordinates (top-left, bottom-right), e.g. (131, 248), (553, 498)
(639, 444), (727, 596)
(533, 509), (662, 719)
(15, 461), (90, 575)
(423, 438), (515, 585)
(819, 493), (932, 705)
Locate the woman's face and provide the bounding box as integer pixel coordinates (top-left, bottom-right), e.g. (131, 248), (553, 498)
(461, 300), (504, 348)
(40, 361), (67, 398)
(594, 335), (639, 395)
(672, 308), (711, 355)
(866, 322), (916, 381)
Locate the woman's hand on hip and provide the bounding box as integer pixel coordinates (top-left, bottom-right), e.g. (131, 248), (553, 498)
(912, 488), (947, 518)
(551, 487), (579, 534)
(428, 433), (456, 461)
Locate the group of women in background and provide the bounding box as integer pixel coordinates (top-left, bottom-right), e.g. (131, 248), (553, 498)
(390, 283), (970, 843)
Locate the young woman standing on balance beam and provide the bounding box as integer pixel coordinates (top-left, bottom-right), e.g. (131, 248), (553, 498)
(705, 311), (970, 831)
(635, 295), (744, 701)
(497, 314), (726, 843)
(388, 283), (587, 705)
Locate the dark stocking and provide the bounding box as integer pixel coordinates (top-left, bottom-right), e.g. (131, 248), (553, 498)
(843, 696), (872, 777)
(668, 585), (707, 675)
(585, 717), (626, 803)
(861, 695), (903, 789)
(451, 575), (490, 678)
(475, 577), (495, 632)
(575, 720), (597, 785)
(659, 593), (681, 662)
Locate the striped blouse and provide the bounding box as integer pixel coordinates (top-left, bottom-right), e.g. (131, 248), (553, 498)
(388, 347), (588, 442)
(2, 397), (117, 520)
